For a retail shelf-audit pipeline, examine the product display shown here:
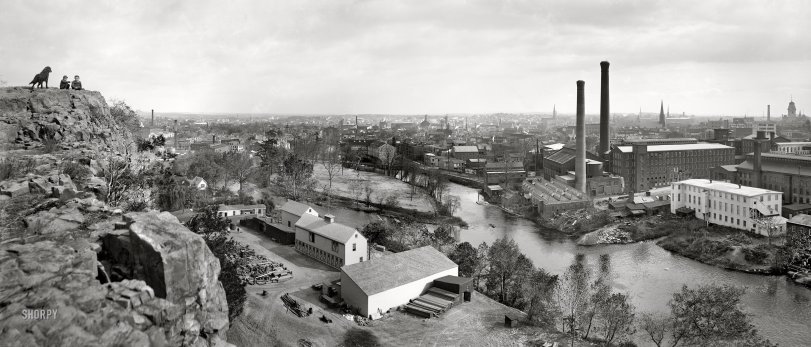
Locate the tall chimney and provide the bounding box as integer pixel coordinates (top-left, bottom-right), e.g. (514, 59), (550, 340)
(599, 61), (610, 157)
(173, 119), (178, 149)
(151, 109), (154, 127)
(575, 80), (587, 193)
(767, 104), (771, 121)
(753, 140), (763, 188)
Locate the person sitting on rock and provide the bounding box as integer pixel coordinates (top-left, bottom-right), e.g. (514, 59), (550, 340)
(71, 75), (83, 90)
(59, 76), (70, 90)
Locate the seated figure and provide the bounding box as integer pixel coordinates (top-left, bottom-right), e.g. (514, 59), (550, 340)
(59, 76), (70, 89)
(71, 75), (83, 90)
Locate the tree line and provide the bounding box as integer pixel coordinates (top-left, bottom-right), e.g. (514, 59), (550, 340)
(445, 238), (775, 347)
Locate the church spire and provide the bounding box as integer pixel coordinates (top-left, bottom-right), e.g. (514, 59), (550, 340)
(659, 101), (666, 127)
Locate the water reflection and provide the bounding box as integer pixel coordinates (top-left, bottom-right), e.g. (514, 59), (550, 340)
(448, 183), (811, 346)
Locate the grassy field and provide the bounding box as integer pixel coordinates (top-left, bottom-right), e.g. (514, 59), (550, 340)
(311, 164), (434, 213)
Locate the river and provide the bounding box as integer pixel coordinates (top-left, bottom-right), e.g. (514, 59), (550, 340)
(447, 183), (811, 347)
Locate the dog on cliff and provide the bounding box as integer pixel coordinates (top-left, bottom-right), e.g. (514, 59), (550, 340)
(29, 66), (52, 90)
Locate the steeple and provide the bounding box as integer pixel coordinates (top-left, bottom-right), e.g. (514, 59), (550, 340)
(659, 101), (666, 127)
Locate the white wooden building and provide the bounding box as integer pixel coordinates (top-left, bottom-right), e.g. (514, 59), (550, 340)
(340, 246), (458, 320)
(278, 200), (319, 232)
(294, 214), (368, 268)
(671, 179), (786, 235)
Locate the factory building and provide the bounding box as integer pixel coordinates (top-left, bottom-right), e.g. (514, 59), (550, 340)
(610, 143), (735, 192)
(671, 179), (785, 236)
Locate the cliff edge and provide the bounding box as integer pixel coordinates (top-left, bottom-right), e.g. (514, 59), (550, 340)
(0, 87), (232, 346)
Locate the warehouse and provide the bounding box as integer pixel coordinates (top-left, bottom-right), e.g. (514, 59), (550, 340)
(340, 246), (458, 319)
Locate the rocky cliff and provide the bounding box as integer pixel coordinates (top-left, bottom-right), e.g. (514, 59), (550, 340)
(0, 87), (133, 152)
(0, 87), (232, 346)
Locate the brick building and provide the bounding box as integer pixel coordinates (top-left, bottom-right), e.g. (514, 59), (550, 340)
(610, 143), (735, 192)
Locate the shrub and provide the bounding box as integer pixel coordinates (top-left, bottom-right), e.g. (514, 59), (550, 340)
(0, 157), (36, 181)
(41, 129), (60, 153)
(742, 247), (771, 265)
(62, 162), (92, 185)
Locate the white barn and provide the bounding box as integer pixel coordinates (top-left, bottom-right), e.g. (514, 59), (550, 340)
(294, 214), (368, 268)
(340, 246), (458, 320)
(278, 200), (319, 232)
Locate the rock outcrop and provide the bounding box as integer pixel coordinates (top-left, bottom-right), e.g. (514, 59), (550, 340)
(0, 87), (232, 346)
(0, 87), (132, 152)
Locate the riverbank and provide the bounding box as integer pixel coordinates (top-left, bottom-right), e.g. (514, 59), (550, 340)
(319, 193), (468, 227)
(577, 215), (673, 246)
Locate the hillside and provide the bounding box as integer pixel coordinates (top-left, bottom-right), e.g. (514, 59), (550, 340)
(0, 87), (232, 346)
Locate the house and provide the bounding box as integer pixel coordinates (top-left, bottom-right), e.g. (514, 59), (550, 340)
(187, 177), (207, 191)
(294, 214), (368, 269)
(340, 246), (458, 320)
(278, 200), (319, 232)
(217, 204), (266, 218)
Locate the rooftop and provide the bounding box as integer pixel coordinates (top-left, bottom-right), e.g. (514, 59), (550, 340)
(279, 200), (316, 217)
(295, 214), (359, 243)
(788, 214), (811, 227)
(616, 143), (733, 153)
(674, 179), (782, 197)
(453, 145), (479, 153)
(218, 204), (265, 211)
(340, 246), (458, 296)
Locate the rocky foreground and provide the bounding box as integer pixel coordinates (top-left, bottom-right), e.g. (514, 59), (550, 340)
(0, 87), (232, 346)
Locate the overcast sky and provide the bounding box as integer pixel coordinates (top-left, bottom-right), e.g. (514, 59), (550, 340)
(1, 0), (809, 116)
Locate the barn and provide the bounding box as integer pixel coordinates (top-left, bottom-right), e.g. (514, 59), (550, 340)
(340, 246), (458, 319)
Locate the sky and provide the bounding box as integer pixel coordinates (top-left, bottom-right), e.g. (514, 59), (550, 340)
(1, 0), (809, 116)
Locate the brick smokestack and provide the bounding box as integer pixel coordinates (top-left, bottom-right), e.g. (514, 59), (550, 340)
(599, 61), (610, 157)
(151, 109), (154, 127)
(767, 104), (771, 121)
(576, 80), (587, 193)
(753, 131), (766, 188)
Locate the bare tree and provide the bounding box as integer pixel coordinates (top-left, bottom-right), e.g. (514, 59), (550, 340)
(377, 143), (397, 176)
(363, 180), (373, 207)
(639, 312), (670, 347)
(321, 143), (342, 195)
(595, 293), (635, 346)
(555, 260), (592, 346)
(348, 179), (364, 208)
(227, 152), (256, 193)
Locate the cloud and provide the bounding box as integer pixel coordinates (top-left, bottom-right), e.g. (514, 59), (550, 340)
(0, 0), (809, 115)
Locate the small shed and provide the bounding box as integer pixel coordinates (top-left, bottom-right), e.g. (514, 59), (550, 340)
(433, 276), (474, 303)
(504, 313), (520, 328)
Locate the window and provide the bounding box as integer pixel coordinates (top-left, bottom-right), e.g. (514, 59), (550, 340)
(352, 243), (357, 251)
(309, 232), (315, 243)
(331, 241), (339, 252)
(288, 221), (291, 228)
(360, 257), (364, 262)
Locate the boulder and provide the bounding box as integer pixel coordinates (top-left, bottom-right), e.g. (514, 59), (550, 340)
(0, 179), (28, 197)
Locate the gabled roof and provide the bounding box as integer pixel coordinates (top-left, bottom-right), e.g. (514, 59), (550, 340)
(341, 246), (457, 296)
(296, 214), (360, 244)
(279, 200), (316, 216)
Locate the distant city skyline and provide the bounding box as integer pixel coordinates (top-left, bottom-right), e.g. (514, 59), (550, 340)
(1, 0), (809, 115)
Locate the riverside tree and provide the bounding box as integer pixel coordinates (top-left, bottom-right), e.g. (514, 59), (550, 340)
(667, 284), (776, 347)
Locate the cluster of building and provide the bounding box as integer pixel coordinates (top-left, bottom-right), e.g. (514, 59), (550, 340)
(237, 200), (472, 320)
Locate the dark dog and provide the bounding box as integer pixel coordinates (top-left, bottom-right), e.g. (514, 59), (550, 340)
(29, 66), (52, 90)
